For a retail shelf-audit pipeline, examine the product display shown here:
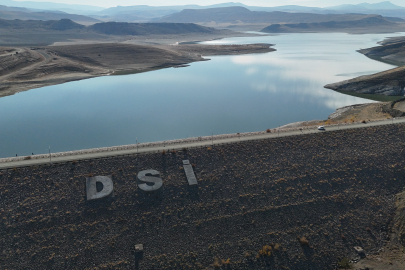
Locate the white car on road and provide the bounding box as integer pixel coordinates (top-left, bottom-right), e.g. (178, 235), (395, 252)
(318, 126), (325, 131)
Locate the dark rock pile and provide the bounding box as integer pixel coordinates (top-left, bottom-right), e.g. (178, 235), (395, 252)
(1, 124), (405, 269)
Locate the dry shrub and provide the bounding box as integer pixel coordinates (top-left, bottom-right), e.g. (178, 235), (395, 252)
(258, 245), (272, 257)
(24, 156), (32, 160)
(338, 257), (352, 269)
(298, 236), (309, 246)
(266, 128), (271, 133)
(213, 257), (222, 269)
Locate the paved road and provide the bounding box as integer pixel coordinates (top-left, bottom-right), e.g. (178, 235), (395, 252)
(1, 117), (404, 169)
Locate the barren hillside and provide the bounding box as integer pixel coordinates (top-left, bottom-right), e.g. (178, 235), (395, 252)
(325, 35), (405, 97)
(261, 16), (403, 34)
(325, 65), (405, 96)
(0, 43), (274, 98)
(0, 19), (234, 46)
(359, 39), (405, 66)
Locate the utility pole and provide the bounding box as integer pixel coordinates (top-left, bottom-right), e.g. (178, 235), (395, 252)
(49, 146), (52, 164)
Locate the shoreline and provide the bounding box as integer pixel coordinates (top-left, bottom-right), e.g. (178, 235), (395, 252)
(0, 40), (274, 98)
(0, 127), (291, 163)
(1, 114), (402, 165)
(325, 32), (405, 97)
(2, 33), (405, 163)
(2, 97), (405, 164)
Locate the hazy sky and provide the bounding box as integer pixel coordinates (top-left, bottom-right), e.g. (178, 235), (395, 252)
(12, 0), (405, 8)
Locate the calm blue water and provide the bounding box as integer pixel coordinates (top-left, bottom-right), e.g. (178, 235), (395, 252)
(0, 32), (403, 158)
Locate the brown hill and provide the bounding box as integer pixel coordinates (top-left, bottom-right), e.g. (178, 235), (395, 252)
(325, 65), (405, 97)
(88, 22), (221, 35)
(358, 39), (405, 66)
(325, 36), (405, 97)
(0, 19), (235, 46)
(261, 16), (400, 33)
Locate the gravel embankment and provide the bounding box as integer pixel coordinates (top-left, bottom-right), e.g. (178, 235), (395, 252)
(1, 124), (405, 269)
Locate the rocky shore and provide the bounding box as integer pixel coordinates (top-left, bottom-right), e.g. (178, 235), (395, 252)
(324, 35), (405, 97)
(324, 65), (405, 97)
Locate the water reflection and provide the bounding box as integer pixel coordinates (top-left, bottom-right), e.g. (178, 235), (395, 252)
(229, 54), (366, 109)
(203, 32), (404, 109)
(0, 32), (404, 157)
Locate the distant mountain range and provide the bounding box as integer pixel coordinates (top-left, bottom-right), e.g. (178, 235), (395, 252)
(323, 1), (405, 19)
(0, 5), (99, 24)
(94, 1), (405, 22)
(91, 3), (260, 22)
(0, 18), (227, 46)
(0, 18), (85, 30)
(95, 1), (405, 15)
(0, 1), (405, 25)
(0, 18), (221, 36)
(155, 6), (396, 24)
(330, 1), (405, 10)
(1, 0), (103, 15)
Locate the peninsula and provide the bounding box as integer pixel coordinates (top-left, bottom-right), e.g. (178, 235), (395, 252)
(0, 19), (274, 98)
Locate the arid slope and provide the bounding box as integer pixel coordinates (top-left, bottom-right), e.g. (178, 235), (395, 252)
(325, 37), (405, 97)
(325, 65), (405, 96)
(261, 16), (405, 34)
(0, 43), (274, 98)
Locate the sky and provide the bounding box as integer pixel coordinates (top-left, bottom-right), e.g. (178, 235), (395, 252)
(11, 0), (405, 8)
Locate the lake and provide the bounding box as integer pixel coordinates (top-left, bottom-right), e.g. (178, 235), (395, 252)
(0, 32), (403, 158)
